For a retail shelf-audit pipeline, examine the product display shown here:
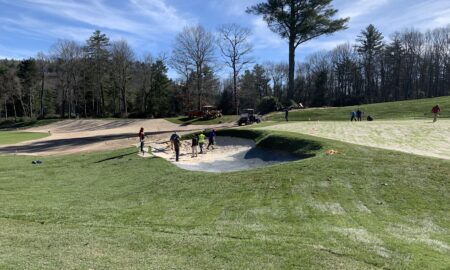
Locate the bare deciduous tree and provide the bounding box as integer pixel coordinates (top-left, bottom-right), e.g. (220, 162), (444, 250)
(171, 25), (215, 110)
(218, 23), (253, 114)
(111, 40), (134, 116)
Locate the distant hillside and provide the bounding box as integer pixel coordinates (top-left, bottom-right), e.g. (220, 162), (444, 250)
(267, 96), (450, 121)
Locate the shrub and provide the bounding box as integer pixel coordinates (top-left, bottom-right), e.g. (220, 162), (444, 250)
(257, 96), (280, 115)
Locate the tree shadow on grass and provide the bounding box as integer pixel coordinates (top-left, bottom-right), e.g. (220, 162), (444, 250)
(94, 152), (137, 163)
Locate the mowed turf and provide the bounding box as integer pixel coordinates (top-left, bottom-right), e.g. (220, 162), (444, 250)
(0, 131), (49, 145)
(0, 130), (449, 269)
(267, 96), (450, 121)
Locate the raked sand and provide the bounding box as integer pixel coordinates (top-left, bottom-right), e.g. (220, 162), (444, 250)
(149, 136), (299, 173)
(258, 120), (450, 160)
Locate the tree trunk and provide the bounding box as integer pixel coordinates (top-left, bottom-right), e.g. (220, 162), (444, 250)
(4, 98), (7, 120)
(197, 66), (202, 110)
(29, 87), (33, 118)
(288, 38), (296, 101)
(233, 63), (238, 115)
(40, 74), (45, 118)
(13, 97), (17, 122)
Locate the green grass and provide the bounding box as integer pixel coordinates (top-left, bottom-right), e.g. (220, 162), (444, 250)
(0, 131), (49, 145)
(0, 129), (449, 269)
(166, 115), (239, 125)
(267, 96), (450, 121)
(0, 118), (61, 130)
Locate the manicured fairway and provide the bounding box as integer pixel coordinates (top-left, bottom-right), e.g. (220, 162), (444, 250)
(267, 96), (450, 121)
(0, 130), (448, 269)
(0, 131), (49, 145)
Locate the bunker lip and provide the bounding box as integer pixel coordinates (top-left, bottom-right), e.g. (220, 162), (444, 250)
(150, 136), (302, 173)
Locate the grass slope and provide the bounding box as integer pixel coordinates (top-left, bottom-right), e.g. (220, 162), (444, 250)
(0, 130), (449, 269)
(0, 131), (49, 145)
(267, 96), (450, 121)
(166, 115), (239, 126)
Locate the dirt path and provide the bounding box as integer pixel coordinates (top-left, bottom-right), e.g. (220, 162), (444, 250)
(259, 120), (450, 160)
(0, 119), (235, 156)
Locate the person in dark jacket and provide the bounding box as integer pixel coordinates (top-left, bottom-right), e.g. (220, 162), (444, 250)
(173, 136), (181, 162)
(432, 105), (441, 122)
(138, 127), (145, 154)
(206, 129), (216, 150)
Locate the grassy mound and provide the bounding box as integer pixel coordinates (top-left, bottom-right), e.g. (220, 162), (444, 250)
(0, 131), (49, 145)
(0, 130), (448, 269)
(267, 96), (450, 121)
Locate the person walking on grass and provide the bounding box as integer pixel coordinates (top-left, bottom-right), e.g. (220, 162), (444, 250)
(198, 131), (206, 154)
(284, 107), (289, 121)
(351, 111), (357, 122)
(191, 134), (199, 157)
(138, 127), (145, 155)
(432, 105), (441, 122)
(206, 129), (216, 150)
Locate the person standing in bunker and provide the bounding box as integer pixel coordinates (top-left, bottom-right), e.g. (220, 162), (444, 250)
(284, 108), (289, 121)
(191, 134), (199, 157)
(351, 111), (357, 122)
(198, 131), (206, 154)
(170, 132), (179, 151)
(356, 109), (363, 121)
(173, 135), (181, 162)
(206, 129), (216, 150)
(432, 105), (441, 122)
(138, 127), (145, 155)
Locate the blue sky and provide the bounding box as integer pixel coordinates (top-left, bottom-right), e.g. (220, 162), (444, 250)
(1, 0), (450, 79)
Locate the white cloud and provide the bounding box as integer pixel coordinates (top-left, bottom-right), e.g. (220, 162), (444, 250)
(339, 0), (390, 19)
(130, 0), (195, 32)
(250, 18), (284, 50)
(208, 0), (259, 17)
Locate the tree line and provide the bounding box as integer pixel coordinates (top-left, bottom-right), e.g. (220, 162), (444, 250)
(1, 0), (449, 120)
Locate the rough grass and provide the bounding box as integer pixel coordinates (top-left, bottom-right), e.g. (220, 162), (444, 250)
(166, 115), (239, 125)
(266, 96), (450, 121)
(0, 130), (449, 269)
(0, 131), (49, 145)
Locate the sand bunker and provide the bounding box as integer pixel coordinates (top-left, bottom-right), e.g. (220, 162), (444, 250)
(0, 119), (235, 156)
(260, 120), (450, 160)
(150, 136), (299, 173)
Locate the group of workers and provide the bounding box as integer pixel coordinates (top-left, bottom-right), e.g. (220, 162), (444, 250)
(169, 129), (216, 162)
(137, 128), (217, 162)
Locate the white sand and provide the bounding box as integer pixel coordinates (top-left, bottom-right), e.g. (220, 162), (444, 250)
(150, 136), (299, 173)
(259, 120), (450, 160)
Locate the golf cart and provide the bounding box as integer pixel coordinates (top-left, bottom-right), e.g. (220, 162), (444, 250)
(238, 109), (261, 126)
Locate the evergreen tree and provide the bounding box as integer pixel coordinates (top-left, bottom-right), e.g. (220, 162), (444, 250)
(85, 30), (110, 116)
(356, 24), (384, 101)
(247, 0), (348, 100)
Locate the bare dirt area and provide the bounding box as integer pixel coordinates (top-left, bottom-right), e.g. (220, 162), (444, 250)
(0, 119), (235, 156)
(259, 120), (450, 160)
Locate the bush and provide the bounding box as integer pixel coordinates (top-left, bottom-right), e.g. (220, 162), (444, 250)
(257, 96), (280, 115)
